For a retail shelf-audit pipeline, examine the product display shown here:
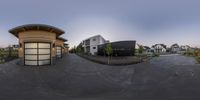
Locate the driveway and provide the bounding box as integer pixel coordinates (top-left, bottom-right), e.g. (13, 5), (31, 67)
(0, 54), (200, 100)
(150, 54), (198, 66)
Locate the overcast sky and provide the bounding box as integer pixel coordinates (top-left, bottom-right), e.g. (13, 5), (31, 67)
(0, 0), (200, 48)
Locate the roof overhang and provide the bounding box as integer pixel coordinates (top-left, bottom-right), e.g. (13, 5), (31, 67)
(64, 43), (69, 48)
(57, 37), (68, 42)
(64, 43), (69, 45)
(9, 24), (65, 38)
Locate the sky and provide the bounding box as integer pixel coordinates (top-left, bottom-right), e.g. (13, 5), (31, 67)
(0, 0), (200, 48)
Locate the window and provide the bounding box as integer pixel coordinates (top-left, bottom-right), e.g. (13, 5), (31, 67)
(93, 47), (96, 49)
(93, 38), (96, 41)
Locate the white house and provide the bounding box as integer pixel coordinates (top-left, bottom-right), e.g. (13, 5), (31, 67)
(179, 45), (190, 54)
(82, 35), (109, 55)
(12, 45), (19, 50)
(2, 45), (19, 51)
(180, 45), (190, 51)
(171, 43), (180, 53)
(143, 46), (152, 54)
(152, 44), (167, 53)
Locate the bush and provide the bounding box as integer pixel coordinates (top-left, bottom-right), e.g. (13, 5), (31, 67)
(153, 53), (160, 57)
(184, 51), (194, 56)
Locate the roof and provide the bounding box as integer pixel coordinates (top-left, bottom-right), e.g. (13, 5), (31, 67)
(57, 37), (68, 42)
(152, 44), (167, 49)
(9, 24), (65, 38)
(83, 35), (106, 41)
(64, 43), (69, 48)
(64, 43), (69, 45)
(180, 45), (190, 48)
(143, 46), (151, 50)
(171, 43), (179, 47)
(111, 40), (136, 43)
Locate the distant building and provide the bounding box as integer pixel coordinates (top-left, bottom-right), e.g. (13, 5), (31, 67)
(179, 45), (190, 54)
(55, 37), (68, 58)
(64, 43), (69, 54)
(180, 45), (190, 51)
(2, 45), (19, 51)
(143, 46), (152, 54)
(171, 43), (180, 53)
(82, 35), (109, 55)
(152, 44), (167, 53)
(12, 45), (19, 50)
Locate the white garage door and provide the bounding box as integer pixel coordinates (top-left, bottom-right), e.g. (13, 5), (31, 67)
(56, 46), (62, 58)
(24, 43), (51, 66)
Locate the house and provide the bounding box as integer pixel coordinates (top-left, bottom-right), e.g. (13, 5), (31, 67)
(97, 41), (136, 56)
(55, 37), (68, 58)
(2, 45), (18, 51)
(82, 35), (109, 55)
(171, 43), (180, 53)
(152, 44), (167, 54)
(64, 43), (69, 54)
(143, 46), (152, 54)
(9, 24), (68, 66)
(143, 46), (151, 52)
(180, 45), (190, 51)
(179, 45), (190, 54)
(11, 45), (19, 50)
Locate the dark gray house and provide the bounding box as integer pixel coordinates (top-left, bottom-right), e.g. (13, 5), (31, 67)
(97, 41), (136, 56)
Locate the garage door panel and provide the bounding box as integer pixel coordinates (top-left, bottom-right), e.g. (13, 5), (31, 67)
(25, 55), (37, 60)
(39, 43), (50, 48)
(56, 54), (61, 58)
(38, 55), (50, 60)
(39, 60), (50, 65)
(25, 49), (37, 54)
(25, 61), (37, 65)
(56, 51), (61, 53)
(56, 46), (62, 58)
(38, 49), (50, 54)
(25, 43), (37, 48)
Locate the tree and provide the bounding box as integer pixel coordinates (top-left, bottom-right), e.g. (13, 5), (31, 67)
(137, 44), (144, 62)
(73, 46), (76, 53)
(69, 46), (76, 53)
(105, 43), (113, 64)
(76, 46), (84, 53)
(76, 47), (81, 53)
(8, 45), (12, 57)
(137, 44), (144, 55)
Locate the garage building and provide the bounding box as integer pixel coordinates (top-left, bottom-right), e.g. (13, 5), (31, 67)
(9, 24), (67, 66)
